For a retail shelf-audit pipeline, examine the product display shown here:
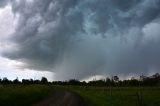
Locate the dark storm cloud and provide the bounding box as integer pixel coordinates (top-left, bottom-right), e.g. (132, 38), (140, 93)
(0, 0), (9, 8)
(5, 0), (83, 71)
(2, 0), (160, 80)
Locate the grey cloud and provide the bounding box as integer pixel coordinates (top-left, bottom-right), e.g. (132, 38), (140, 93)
(2, 0), (160, 80)
(0, 0), (9, 8)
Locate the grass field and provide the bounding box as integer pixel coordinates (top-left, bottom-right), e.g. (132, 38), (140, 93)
(0, 84), (52, 106)
(0, 84), (160, 106)
(62, 86), (160, 106)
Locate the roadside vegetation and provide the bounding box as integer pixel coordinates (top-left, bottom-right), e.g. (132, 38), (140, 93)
(0, 84), (51, 106)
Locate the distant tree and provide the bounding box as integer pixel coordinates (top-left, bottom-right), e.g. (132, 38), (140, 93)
(22, 79), (34, 84)
(33, 80), (41, 84)
(112, 76), (119, 82)
(2, 77), (10, 84)
(130, 79), (139, 86)
(152, 73), (160, 79)
(13, 77), (20, 84)
(30, 79), (34, 83)
(106, 77), (111, 86)
(153, 73), (160, 86)
(88, 79), (106, 86)
(140, 75), (147, 81)
(68, 79), (81, 85)
(52, 81), (68, 85)
(22, 79), (30, 84)
(41, 77), (48, 84)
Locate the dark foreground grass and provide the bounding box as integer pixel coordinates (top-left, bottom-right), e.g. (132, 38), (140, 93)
(61, 86), (160, 106)
(0, 84), (51, 106)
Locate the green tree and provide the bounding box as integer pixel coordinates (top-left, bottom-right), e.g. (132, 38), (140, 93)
(41, 77), (48, 84)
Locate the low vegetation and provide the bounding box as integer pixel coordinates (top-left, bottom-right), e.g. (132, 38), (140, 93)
(63, 86), (160, 106)
(0, 84), (51, 106)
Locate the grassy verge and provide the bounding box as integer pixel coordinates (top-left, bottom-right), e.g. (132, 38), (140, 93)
(60, 86), (160, 106)
(0, 84), (52, 106)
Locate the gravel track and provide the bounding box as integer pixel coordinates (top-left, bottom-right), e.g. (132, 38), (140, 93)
(31, 89), (88, 106)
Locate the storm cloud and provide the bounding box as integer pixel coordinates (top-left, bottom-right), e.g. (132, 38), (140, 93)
(2, 0), (160, 80)
(0, 0), (9, 8)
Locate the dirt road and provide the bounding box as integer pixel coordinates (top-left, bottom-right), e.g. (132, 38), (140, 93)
(31, 89), (89, 106)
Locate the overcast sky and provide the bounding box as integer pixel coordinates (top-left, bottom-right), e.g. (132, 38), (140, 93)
(0, 0), (160, 81)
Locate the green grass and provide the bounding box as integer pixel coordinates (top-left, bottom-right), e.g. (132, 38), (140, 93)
(1, 84), (160, 106)
(61, 86), (160, 106)
(0, 84), (52, 106)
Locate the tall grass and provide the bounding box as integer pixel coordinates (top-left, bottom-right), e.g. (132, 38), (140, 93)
(0, 84), (51, 106)
(62, 86), (160, 106)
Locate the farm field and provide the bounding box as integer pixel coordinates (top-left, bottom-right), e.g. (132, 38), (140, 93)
(62, 86), (160, 106)
(0, 84), (52, 106)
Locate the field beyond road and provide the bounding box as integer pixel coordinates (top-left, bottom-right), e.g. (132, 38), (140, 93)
(62, 86), (160, 106)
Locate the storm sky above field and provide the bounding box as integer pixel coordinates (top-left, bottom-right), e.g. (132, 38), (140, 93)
(0, 0), (160, 81)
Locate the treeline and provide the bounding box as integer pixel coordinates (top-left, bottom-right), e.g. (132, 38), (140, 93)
(0, 77), (48, 85)
(0, 73), (160, 87)
(52, 73), (160, 87)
